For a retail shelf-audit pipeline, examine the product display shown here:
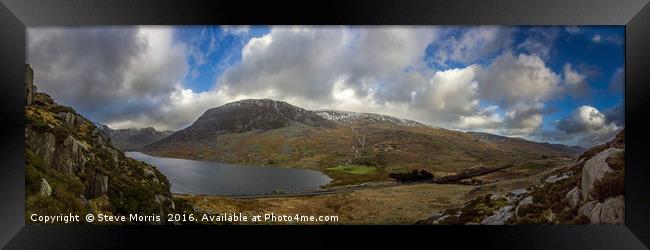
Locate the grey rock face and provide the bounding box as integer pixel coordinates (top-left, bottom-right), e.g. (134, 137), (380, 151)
(39, 178), (52, 197)
(578, 200), (597, 218)
(582, 148), (622, 201)
(564, 187), (582, 209)
(545, 174), (569, 183)
(515, 196), (534, 217)
(600, 195), (624, 224)
(25, 64), (35, 106)
(590, 202), (604, 224)
(26, 130), (57, 168)
(481, 205), (514, 225)
(87, 173), (109, 198)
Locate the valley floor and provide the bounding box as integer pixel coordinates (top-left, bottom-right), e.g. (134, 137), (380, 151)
(175, 161), (568, 224)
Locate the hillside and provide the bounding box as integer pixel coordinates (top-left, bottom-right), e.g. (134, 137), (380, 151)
(144, 99), (580, 186)
(24, 65), (182, 224)
(418, 129), (624, 225)
(98, 125), (174, 151)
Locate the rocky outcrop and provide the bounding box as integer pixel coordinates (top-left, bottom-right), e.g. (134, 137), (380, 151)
(581, 148), (622, 201)
(481, 205), (514, 225)
(419, 129), (624, 225)
(564, 187), (582, 209)
(25, 64), (36, 106)
(39, 178), (52, 197)
(600, 195), (624, 224)
(26, 86), (178, 224)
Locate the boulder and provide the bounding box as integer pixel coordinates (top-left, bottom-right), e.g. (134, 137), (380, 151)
(25, 64), (35, 106)
(564, 187), (582, 209)
(39, 178), (52, 197)
(56, 112), (76, 126)
(582, 148), (623, 201)
(590, 202), (603, 224)
(578, 201), (597, 218)
(508, 188), (529, 197)
(515, 196), (533, 217)
(481, 205), (514, 225)
(545, 174), (569, 183)
(600, 195), (624, 224)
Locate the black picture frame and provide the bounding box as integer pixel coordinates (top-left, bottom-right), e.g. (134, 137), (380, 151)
(0, 0), (648, 249)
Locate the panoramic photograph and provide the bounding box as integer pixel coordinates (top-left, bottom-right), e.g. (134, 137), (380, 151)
(24, 25), (624, 225)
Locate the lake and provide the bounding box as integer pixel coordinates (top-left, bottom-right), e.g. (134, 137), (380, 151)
(125, 152), (332, 196)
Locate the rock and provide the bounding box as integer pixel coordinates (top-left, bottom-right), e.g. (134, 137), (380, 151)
(581, 148), (623, 201)
(578, 201), (597, 218)
(508, 188), (529, 197)
(25, 64), (35, 106)
(55, 135), (90, 175)
(564, 187), (582, 209)
(515, 196), (533, 216)
(545, 174), (569, 183)
(600, 195), (624, 224)
(87, 173), (109, 197)
(429, 213), (449, 224)
(590, 202), (603, 224)
(481, 205), (514, 225)
(56, 112), (76, 126)
(39, 178), (52, 197)
(26, 130), (57, 169)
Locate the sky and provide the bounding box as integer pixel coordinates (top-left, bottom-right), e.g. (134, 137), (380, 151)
(27, 25), (624, 147)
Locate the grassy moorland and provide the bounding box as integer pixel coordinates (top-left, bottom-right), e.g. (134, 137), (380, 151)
(146, 121), (576, 187)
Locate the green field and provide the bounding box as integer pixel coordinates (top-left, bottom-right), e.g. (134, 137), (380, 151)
(326, 165), (379, 175)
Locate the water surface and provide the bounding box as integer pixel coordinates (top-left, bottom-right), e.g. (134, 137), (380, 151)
(125, 152), (332, 196)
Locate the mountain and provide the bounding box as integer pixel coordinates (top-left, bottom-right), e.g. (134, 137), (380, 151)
(98, 125), (174, 151)
(144, 99), (580, 186)
(148, 99), (336, 147)
(418, 129), (624, 225)
(466, 132), (585, 155)
(24, 65), (179, 224)
(315, 109), (422, 126)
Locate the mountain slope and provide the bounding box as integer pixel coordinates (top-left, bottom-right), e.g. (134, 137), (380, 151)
(98, 125), (174, 151)
(315, 109), (422, 126)
(144, 99), (580, 186)
(25, 77), (177, 223)
(418, 129), (624, 225)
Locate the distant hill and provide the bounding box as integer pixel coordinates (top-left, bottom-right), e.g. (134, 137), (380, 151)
(144, 99), (581, 183)
(98, 125), (174, 151)
(466, 132), (584, 155)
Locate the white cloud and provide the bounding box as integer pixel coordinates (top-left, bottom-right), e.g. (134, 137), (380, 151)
(28, 26), (621, 147)
(478, 51), (560, 107)
(592, 34), (602, 43)
(432, 26), (513, 66)
(562, 63), (588, 96)
(566, 26), (580, 34)
(516, 27), (559, 60)
(556, 105), (621, 147)
(27, 26), (189, 130)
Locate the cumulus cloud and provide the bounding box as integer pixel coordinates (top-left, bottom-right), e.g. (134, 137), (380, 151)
(431, 26), (513, 66)
(562, 63), (589, 96)
(555, 105), (621, 147)
(27, 26), (623, 147)
(516, 27), (559, 60)
(565, 26), (581, 34)
(477, 51), (560, 107)
(28, 27), (191, 129)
